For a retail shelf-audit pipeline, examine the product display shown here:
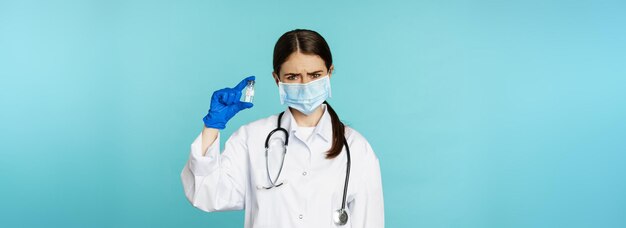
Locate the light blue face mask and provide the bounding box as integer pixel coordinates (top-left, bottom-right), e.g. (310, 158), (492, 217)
(278, 75), (332, 115)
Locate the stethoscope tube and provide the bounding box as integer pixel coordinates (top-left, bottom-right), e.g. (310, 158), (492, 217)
(263, 111), (351, 225)
(263, 127), (289, 189)
(333, 139), (351, 225)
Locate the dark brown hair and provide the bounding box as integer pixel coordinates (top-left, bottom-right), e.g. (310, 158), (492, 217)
(272, 29), (345, 159)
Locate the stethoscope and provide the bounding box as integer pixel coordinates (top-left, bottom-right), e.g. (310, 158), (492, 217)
(259, 111), (351, 226)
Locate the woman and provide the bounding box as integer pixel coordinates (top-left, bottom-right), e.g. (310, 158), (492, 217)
(181, 29), (384, 228)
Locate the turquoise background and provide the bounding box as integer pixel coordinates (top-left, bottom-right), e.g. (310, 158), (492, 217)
(1, 0), (625, 227)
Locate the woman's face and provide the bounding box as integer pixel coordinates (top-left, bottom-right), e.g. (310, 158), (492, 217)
(273, 52), (333, 85)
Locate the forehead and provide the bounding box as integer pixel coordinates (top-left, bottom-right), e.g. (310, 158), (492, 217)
(280, 52), (326, 74)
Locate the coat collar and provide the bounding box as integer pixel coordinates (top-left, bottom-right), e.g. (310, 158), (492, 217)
(280, 104), (332, 143)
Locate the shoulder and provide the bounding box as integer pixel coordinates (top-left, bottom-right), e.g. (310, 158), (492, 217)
(343, 126), (383, 190)
(344, 126), (380, 163)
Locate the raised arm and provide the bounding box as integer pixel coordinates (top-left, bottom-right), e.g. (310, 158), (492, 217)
(180, 76), (255, 212)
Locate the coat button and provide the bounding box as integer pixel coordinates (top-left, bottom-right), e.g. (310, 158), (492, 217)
(302, 171), (307, 176)
(298, 214), (303, 219)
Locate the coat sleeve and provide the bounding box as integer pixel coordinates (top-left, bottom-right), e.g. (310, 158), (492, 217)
(348, 140), (385, 227)
(180, 126), (249, 212)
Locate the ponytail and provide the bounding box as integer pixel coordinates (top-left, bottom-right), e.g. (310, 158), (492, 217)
(323, 101), (346, 159)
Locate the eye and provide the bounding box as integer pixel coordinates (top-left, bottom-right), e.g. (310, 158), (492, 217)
(286, 75), (298, 80)
(311, 73), (321, 78)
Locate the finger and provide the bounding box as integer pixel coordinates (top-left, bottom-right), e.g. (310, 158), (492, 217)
(223, 91), (232, 105)
(235, 90), (242, 102)
(219, 92), (228, 104)
(227, 92), (236, 105)
(234, 75), (256, 91)
(211, 88), (223, 101)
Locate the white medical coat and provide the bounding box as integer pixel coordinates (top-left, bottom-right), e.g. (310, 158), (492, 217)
(181, 104), (384, 227)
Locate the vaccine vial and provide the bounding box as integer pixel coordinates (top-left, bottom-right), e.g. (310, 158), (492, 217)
(243, 80), (255, 102)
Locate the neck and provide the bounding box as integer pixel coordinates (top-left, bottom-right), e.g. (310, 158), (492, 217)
(290, 105), (325, 127)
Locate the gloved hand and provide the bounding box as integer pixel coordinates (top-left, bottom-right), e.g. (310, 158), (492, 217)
(202, 76), (255, 129)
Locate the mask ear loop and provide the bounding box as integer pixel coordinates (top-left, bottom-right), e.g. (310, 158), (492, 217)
(325, 75), (332, 98)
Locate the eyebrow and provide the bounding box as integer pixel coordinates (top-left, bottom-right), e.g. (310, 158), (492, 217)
(283, 70), (323, 76)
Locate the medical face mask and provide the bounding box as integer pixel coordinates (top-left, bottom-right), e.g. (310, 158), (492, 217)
(278, 75), (332, 115)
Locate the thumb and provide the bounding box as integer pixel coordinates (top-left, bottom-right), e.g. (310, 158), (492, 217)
(236, 101), (253, 110)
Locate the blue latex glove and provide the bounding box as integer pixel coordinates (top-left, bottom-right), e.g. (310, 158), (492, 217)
(203, 76), (255, 129)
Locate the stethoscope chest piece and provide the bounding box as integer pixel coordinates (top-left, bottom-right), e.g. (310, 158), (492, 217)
(333, 208), (348, 225)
